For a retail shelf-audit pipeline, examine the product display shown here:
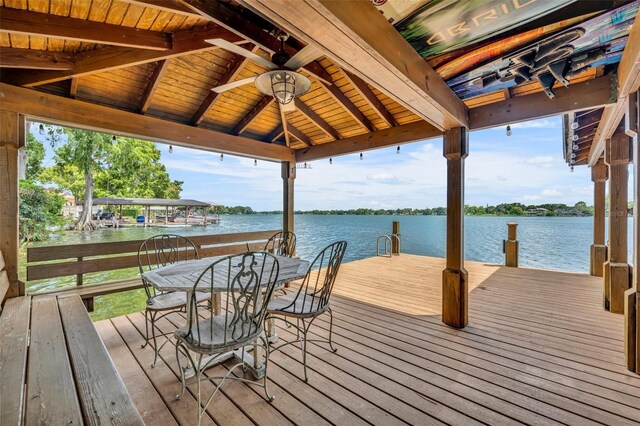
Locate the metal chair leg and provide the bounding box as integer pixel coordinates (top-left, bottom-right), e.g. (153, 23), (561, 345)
(327, 308), (338, 353)
(150, 312), (159, 367)
(175, 342), (187, 401)
(141, 309), (150, 349)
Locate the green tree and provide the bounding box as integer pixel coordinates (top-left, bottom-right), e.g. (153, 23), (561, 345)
(41, 128), (182, 231)
(25, 133), (45, 181)
(96, 137), (183, 199)
(19, 180), (64, 242)
(44, 128), (111, 230)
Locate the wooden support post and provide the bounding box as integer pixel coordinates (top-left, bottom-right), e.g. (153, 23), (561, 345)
(392, 221), (400, 254)
(504, 222), (519, 267)
(442, 128), (468, 328)
(0, 111), (23, 297)
(624, 89), (639, 373)
(165, 206), (168, 225)
(282, 161), (295, 235)
(603, 126), (632, 314)
(591, 159), (608, 277)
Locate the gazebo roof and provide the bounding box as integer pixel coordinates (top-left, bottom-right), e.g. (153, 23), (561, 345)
(92, 197), (212, 207)
(0, 0), (638, 165)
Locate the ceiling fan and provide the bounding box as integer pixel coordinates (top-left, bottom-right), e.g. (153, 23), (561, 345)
(205, 31), (314, 105)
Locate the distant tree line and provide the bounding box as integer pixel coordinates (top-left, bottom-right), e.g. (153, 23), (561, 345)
(211, 202), (598, 217)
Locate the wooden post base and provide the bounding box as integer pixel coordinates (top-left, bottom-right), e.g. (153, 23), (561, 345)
(604, 261), (631, 314)
(624, 289), (639, 372)
(590, 244), (607, 277)
(442, 268), (468, 328)
(505, 241), (519, 267)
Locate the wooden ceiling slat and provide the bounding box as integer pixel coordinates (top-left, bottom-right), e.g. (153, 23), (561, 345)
(288, 124), (313, 146)
(139, 59), (170, 113)
(320, 80), (373, 132)
(121, 0), (201, 17)
(0, 7), (172, 50)
(230, 95), (274, 135)
(341, 69), (397, 128)
(293, 98), (339, 140)
(192, 48), (254, 125)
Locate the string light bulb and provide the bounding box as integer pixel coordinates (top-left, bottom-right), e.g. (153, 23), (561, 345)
(254, 159), (257, 166)
(38, 124), (45, 135)
(360, 152), (363, 160)
(303, 162), (308, 169)
(571, 121), (579, 130)
(572, 144), (579, 150)
(570, 166), (574, 172)
(329, 158), (332, 165)
(112, 135), (117, 143)
(168, 145), (173, 153)
(396, 146), (400, 154)
(506, 125), (512, 136)
(572, 134), (579, 141)
(220, 153), (224, 161)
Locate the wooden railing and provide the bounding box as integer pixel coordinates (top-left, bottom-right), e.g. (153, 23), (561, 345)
(26, 230), (279, 310)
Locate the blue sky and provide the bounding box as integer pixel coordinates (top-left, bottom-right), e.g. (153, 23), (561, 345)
(34, 116), (602, 211)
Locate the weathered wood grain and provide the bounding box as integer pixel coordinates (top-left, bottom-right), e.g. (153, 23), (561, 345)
(0, 296), (31, 425)
(26, 296), (83, 425)
(58, 296), (143, 425)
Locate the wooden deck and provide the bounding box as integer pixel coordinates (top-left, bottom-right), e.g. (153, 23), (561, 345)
(96, 254), (640, 425)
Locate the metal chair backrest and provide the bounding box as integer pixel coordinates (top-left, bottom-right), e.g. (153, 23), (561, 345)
(263, 231), (296, 257)
(283, 241), (347, 315)
(138, 234), (200, 301)
(185, 252), (280, 347)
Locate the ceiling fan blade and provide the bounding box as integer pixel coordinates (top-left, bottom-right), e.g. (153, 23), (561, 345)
(211, 77), (256, 93)
(283, 45), (322, 70)
(206, 38), (277, 70)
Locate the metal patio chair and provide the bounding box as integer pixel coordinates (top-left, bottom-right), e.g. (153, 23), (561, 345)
(138, 234), (209, 367)
(263, 231), (296, 257)
(266, 240), (347, 381)
(174, 252), (280, 425)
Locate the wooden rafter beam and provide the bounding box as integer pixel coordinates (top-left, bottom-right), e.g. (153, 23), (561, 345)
(341, 69), (397, 127)
(176, 0), (332, 84)
(296, 120), (441, 162)
(3, 25), (244, 87)
(231, 95), (275, 135)
(288, 124), (313, 146)
(469, 75), (616, 130)
(69, 78), (79, 98)
(293, 98), (339, 140)
(0, 83), (294, 162)
(240, 0), (468, 130)
(139, 60), (170, 114)
(0, 47), (75, 70)
(191, 47), (255, 126)
(266, 124), (284, 142)
(321, 80), (374, 132)
(588, 9), (640, 165)
(0, 7), (171, 51)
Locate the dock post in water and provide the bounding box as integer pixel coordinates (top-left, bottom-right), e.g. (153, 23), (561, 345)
(442, 127), (468, 329)
(392, 221), (400, 254)
(504, 222), (519, 267)
(590, 159), (608, 277)
(603, 127), (631, 314)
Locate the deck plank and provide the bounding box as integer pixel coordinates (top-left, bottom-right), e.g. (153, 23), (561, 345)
(0, 296), (31, 425)
(96, 255), (640, 426)
(58, 296), (143, 425)
(26, 296), (83, 425)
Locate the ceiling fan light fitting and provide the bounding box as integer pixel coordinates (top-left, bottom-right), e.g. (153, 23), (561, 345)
(255, 69), (311, 105)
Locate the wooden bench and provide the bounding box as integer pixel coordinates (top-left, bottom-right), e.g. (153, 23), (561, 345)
(27, 230), (279, 311)
(0, 293), (143, 425)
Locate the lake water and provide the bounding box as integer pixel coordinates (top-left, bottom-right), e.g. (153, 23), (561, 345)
(24, 215), (634, 320)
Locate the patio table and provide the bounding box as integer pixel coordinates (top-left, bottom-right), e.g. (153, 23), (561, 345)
(142, 255), (310, 378)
